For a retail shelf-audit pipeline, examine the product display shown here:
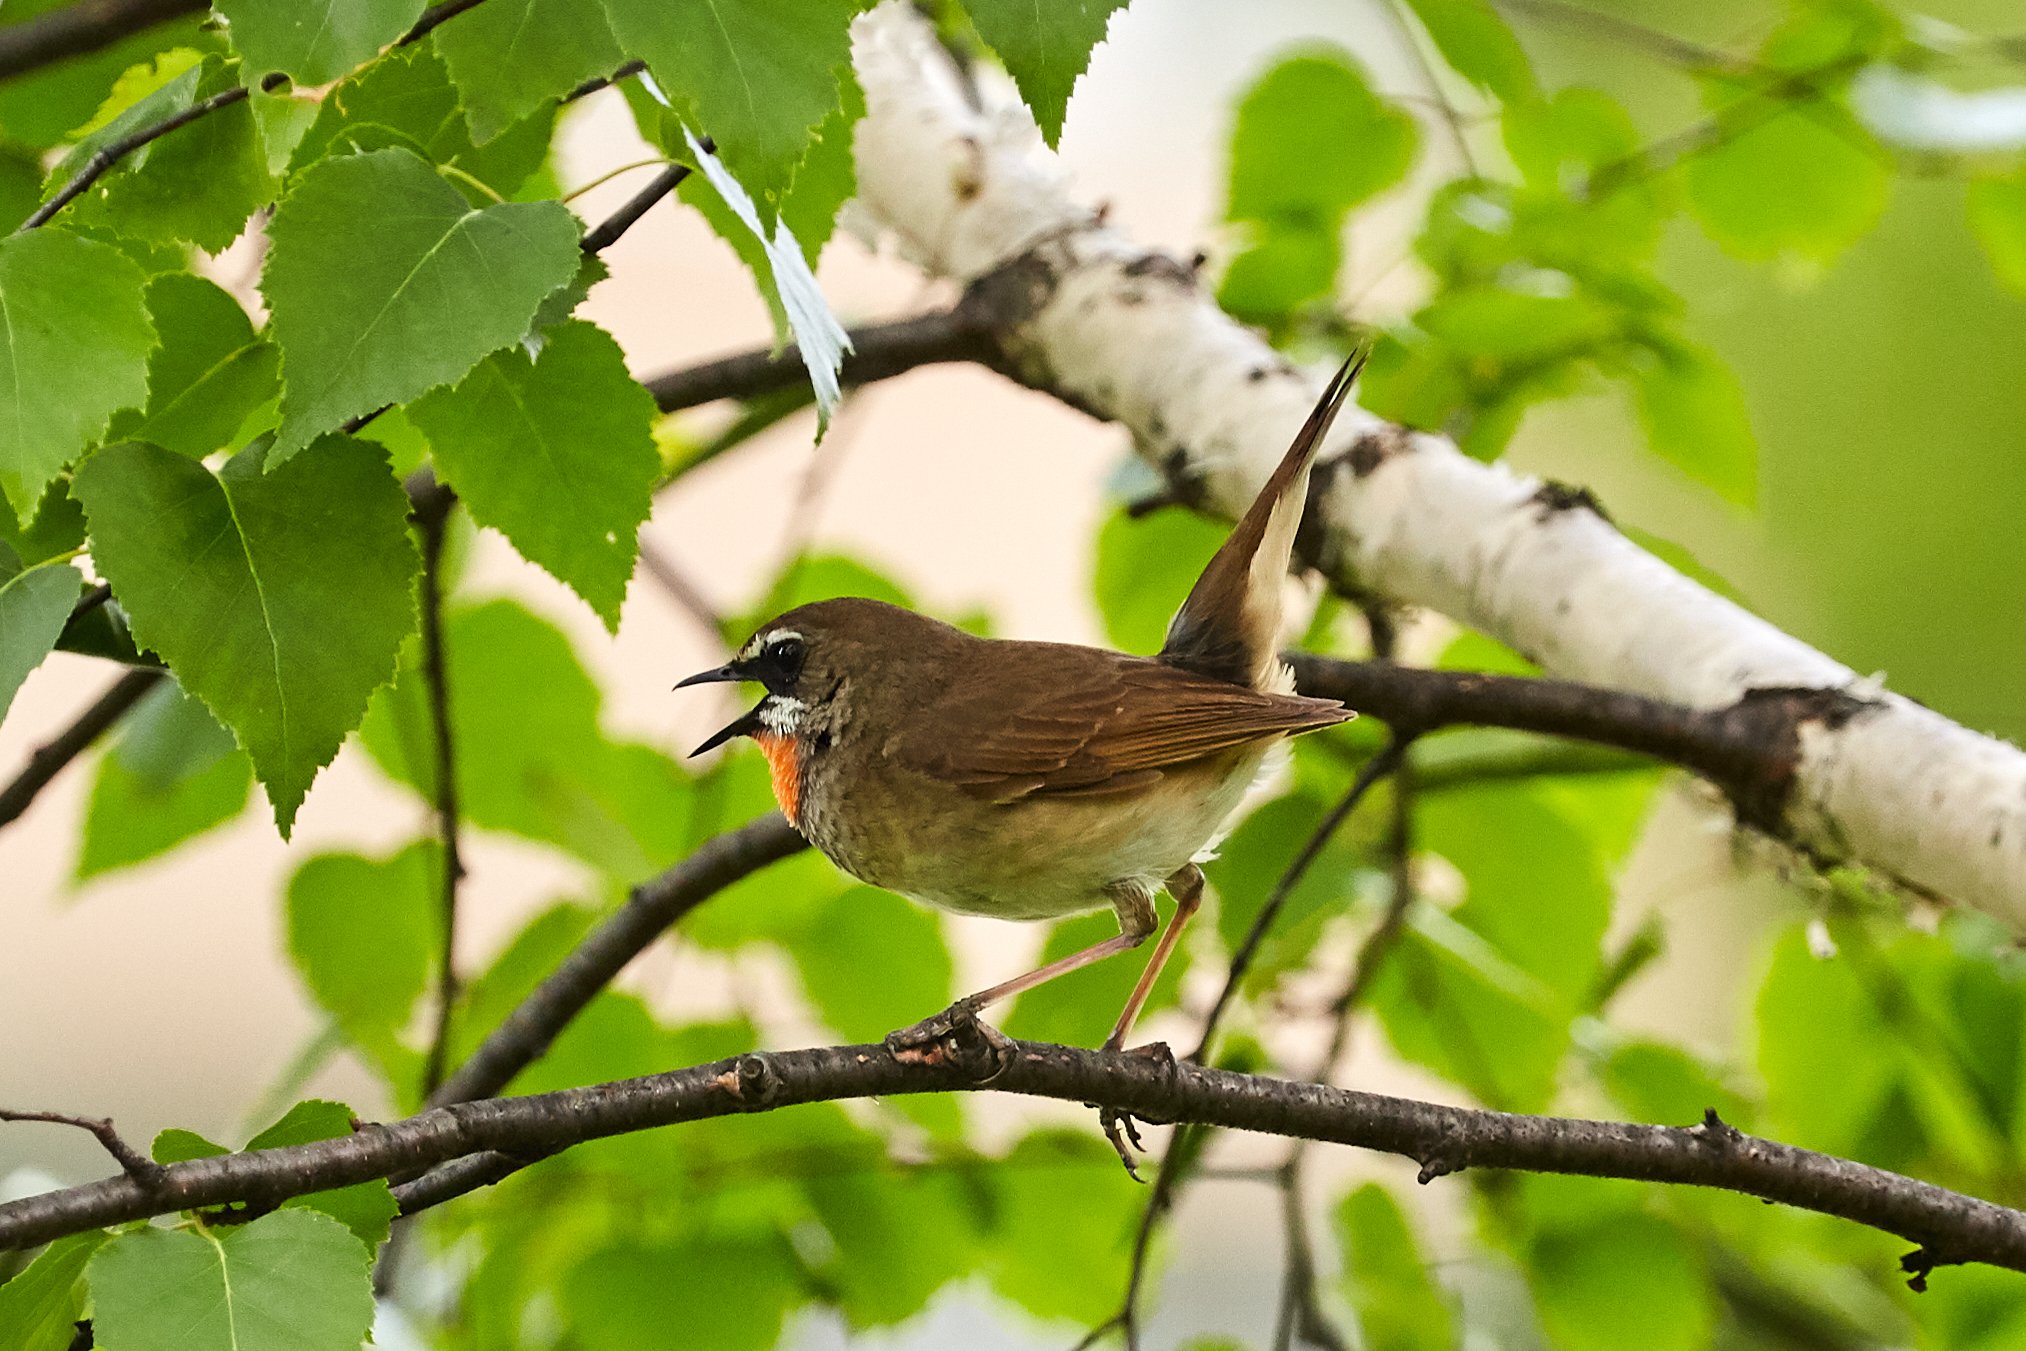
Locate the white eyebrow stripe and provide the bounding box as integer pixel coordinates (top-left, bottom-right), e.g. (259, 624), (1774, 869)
(741, 629), (804, 660)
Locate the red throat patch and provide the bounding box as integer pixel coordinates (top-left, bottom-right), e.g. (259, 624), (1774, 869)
(752, 732), (800, 827)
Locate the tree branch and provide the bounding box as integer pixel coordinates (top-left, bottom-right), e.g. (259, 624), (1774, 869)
(423, 813), (806, 1109)
(0, 1109), (162, 1187)
(412, 489), (464, 1100)
(578, 162), (692, 255)
(0, 0), (203, 83)
(845, 3), (2026, 925)
(5, 1031), (2023, 1289)
(641, 303), (1002, 414)
(0, 667), (163, 828)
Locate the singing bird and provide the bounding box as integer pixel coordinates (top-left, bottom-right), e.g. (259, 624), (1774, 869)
(678, 353), (1364, 1054)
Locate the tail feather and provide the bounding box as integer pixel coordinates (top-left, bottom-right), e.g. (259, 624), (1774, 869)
(1158, 347), (1367, 689)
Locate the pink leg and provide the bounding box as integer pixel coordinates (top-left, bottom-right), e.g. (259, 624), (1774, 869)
(885, 883), (1158, 1049)
(1103, 864), (1204, 1052)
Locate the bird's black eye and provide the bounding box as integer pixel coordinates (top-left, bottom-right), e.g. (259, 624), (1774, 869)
(764, 636), (804, 669)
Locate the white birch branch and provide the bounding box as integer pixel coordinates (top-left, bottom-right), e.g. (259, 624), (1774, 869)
(846, 3), (2026, 926)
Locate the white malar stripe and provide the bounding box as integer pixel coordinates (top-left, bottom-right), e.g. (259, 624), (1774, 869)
(757, 696), (806, 734)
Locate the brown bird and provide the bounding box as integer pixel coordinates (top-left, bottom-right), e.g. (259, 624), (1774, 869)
(678, 352), (1364, 1057)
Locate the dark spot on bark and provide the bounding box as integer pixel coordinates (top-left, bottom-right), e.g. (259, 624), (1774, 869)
(1121, 251), (1195, 286)
(1531, 480), (1613, 524)
(1719, 685), (1878, 832)
(1347, 425), (1414, 478)
(1248, 365), (1270, 382)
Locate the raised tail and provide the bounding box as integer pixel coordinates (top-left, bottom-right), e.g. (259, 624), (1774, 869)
(1158, 346), (1367, 690)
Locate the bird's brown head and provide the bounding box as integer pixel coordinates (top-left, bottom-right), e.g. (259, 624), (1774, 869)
(675, 596), (941, 755)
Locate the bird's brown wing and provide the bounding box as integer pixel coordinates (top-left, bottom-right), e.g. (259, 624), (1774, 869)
(893, 647), (1351, 804)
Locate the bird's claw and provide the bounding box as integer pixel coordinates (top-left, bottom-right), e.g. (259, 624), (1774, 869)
(884, 999), (984, 1053)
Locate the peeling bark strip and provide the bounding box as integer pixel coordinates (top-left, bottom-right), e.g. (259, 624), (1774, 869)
(5, 1032), (2025, 1280)
(848, 3), (2026, 924)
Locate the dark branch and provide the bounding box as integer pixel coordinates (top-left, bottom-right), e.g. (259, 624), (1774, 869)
(0, 0), (203, 83)
(0, 667), (163, 828)
(6, 1032), (2025, 1288)
(424, 813), (807, 1108)
(412, 491), (465, 1100)
(0, 1109), (163, 1187)
(642, 304), (1003, 414)
(1285, 654), (1864, 836)
(579, 162), (693, 255)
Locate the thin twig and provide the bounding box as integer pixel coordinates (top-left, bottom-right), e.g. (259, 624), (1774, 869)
(562, 58), (647, 104)
(20, 0), (500, 233)
(413, 488), (465, 1101)
(0, 668), (164, 828)
(579, 162), (692, 254)
(1189, 738), (1409, 1065)
(1271, 1155), (1351, 1351)
(635, 539), (725, 636)
(1378, 0), (1480, 178)
(0, 1109), (163, 1186)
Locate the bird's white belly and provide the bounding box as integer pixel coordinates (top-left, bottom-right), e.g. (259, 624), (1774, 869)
(880, 748), (1267, 922)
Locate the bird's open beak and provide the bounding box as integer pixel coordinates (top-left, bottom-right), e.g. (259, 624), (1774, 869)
(676, 660), (762, 757)
(689, 705), (764, 757)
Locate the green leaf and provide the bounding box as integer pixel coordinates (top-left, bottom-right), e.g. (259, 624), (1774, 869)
(1092, 506), (1225, 654)
(561, 1234), (801, 1351)
(1417, 283), (1614, 362)
(0, 480), (86, 565)
(0, 231), (153, 522)
(1227, 50), (1417, 226)
(1683, 101), (1888, 266)
(261, 146), (582, 464)
(1400, 0), (1536, 103)
(1755, 925), (1900, 1154)
(1628, 341), (1758, 505)
(217, 0), (427, 86)
(78, 680), (254, 879)
(451, 899), (598, 1063)
(1596, 1040), (1752, 1129)
(1968, 173), (2026, 297)
(88, 1209), (373, 1351)
(0, 554), (82, 727)
(107, 273), (281, 460)
(58, 56), (276, 251)
(1528, 1212), (1712, 1351)
(778, 65), (864, 265)
(286, 46), (556, 200)
(246, 1100), (400, 1250)
(287, 843), (440, 1048)
(1336, 1184), (1453, 1351)
(600, 0), (858, 211)
(1220, 48), (1417, 324)
(0, 1231), (108, 1351)
(986, 1131), (1139, 1323)
(408, 319), (658, 629)
(72, 436), (420, 835)
(433, 0), (625, 143)
(152, 1128), (229, 1164)
(360, 599), (693, 873)
(1370, 779), (1637, 1110)
(791, 886), (952, 1040)
(804, 1166), (981, 1327)
(677, 129), (853, 431)
(963, 0), (1127, 146)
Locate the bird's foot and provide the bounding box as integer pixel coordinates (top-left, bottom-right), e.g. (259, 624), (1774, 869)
(884, 997), (986, 1053)
(1094, 1041), (1176, 1181)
